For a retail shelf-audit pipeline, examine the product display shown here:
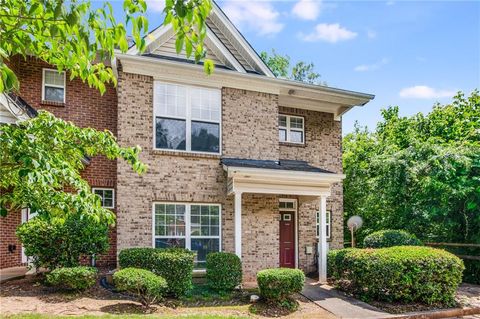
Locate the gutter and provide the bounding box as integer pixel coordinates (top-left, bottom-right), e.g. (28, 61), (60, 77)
(115, 53), (375, 103)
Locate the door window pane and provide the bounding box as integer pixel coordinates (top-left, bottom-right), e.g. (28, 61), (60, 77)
(191, 121), (219, 153)
(155, 117), (186, 150)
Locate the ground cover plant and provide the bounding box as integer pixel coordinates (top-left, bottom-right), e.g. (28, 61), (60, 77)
(46, 266), (97, 291)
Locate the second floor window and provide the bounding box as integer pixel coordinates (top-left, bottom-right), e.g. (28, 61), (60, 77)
(42, 69), (65, 103)
(279, 115), (304, 144)
(154, 82), (221, 154)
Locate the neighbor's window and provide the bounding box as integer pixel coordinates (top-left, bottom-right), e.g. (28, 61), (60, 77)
(154, 203), (221, 268)
(279, 115), (304, 144)
(316, 211), (331, 239)
(154, 82), (221, 153)
(42, 69), (66, 103)
(92, 188), (115, 209)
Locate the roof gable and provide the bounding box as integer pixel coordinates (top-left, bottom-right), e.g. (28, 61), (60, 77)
(127, 1), (274, 77)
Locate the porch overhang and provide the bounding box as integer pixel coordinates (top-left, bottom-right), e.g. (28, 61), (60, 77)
(222, 159), (345, 197)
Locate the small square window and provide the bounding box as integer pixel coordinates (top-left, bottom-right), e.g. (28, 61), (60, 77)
(93, 188), (115, 209)
(278, 115), (305, 144)
(43, 69), (65, 103)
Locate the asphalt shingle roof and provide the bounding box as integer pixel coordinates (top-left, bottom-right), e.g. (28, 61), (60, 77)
(221, 158), (335, 174)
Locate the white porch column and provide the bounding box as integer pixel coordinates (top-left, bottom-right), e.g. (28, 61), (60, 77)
(318, 195), (328, 283)
(234, 191), (243, 259)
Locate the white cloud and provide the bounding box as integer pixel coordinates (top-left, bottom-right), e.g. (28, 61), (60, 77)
(367, 29), (377, 39)
(299, 23), (357, 43)
(292, 0), (321, 20)
(222, 1), (284, 36)
(399, 86), (456, 99)
(146, 0), (165, 12)
(354, 58), (389, 72)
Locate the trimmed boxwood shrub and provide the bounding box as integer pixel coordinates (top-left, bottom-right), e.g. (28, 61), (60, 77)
(363, 229), (422, 248)
(46, 266), (97, 291)
(206, 252), (242, 291)
(118, 247), (195, 297)
(328, 246), (464, 305)
(113, 268), (168, 307)
(257, 268), (305, 303)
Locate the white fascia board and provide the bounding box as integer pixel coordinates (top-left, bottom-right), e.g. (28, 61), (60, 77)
(205, 28), (246, 73)
(116, 53), (375, 108)
(210, 3), (274, 77)
(223, 165), (346, 183)
(127, 24), (173, 55)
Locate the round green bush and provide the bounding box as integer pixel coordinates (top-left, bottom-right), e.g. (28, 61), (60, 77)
(17, 215), (109, 270)
(363, 229), (422, 248)
(113, 268), (167, 307)
(118, 247), (195, 297)
(46, 266), (97, 291)
(327, 246), (464, 305)
(206, 252), (242, 291)
(257, 268), (305, 303)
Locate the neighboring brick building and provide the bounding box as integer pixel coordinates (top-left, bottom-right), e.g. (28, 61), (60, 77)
(0, 2), (374, 283)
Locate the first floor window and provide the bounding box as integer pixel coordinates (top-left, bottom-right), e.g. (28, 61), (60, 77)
(316, 211), (331, 239)
(154, 203), (221, 268)
(43, 69), (65, 103)
(92, 188), (115, 208)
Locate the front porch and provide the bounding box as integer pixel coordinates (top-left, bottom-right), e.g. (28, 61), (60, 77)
(222, 158), (345, 283)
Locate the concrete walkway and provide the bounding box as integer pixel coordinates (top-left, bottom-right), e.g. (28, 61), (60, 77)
(0, 266), (28, 283)
(302, 278), (396, 319)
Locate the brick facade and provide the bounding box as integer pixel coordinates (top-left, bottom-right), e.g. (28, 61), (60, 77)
(0, 56), (118, 268)
(1, 57), (345, 281)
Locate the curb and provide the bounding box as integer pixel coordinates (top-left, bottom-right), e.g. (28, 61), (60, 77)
(393, 306), (480, 319)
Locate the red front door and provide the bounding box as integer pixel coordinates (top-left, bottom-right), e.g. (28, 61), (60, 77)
(279, 212), (295, 268)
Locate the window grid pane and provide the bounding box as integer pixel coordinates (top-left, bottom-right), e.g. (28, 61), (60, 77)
(278, 115), (305, 144)
(44, 70), (64, 86)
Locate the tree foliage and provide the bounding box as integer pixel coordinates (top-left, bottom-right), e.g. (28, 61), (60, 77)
(0, 111), (147, 223)
(260, 49), (323, 85)
(343, 91), (480, 245)
(0, 0), (213, 94)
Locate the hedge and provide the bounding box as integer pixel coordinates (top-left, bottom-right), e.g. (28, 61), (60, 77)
(46, 266), (97, 291)
(118, 247), (195, 297)
(363, 229), (422, 248)
(206, 252), (242, 291)
(328, 246), (464, 305)
(257, 268), (305, 303)
(113, 268), (168, 307)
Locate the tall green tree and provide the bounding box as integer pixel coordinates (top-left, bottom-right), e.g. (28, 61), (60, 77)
(260, 49), (323, 85)
(0, 111), (147, 223)
(343, 90), (480, 245)
(0, 0), (213, 94)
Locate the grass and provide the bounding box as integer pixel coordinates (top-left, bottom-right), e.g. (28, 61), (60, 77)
(0, 315), (248, 319)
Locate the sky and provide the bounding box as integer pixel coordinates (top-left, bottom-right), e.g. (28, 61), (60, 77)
(111, 0), (480, 134)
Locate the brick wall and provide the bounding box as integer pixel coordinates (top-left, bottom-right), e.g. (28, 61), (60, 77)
(0, 211), (22, 269)
(279, 106), (344, 250)
(222, 88), (279, 161)
(0, 56), (118, 268)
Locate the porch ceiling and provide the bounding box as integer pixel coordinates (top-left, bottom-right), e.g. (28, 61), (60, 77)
(222, 158), (345, 197)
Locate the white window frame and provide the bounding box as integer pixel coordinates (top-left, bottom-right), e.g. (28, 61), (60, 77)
(153, 81), (222, 155)
(316, 210), (331, 239)
(152, 202), (222, 266)
(42, 68), (66, 103)
(279, 114), (305, 144)
(92, 188), (115, 209)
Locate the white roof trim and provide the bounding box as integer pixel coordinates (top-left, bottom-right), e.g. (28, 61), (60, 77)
(0, 93), (31, 124)
(205, 28), (246, 73)
(127, 24), (173, 55)
(224, 165), (341, 197)
(210, 2), (274, 77)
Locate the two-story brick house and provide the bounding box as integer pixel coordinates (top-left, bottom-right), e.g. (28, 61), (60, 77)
(0, 2), (373, 283)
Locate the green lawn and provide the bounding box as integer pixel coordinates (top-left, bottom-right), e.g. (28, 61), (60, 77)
(0, 315), (247, 319)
